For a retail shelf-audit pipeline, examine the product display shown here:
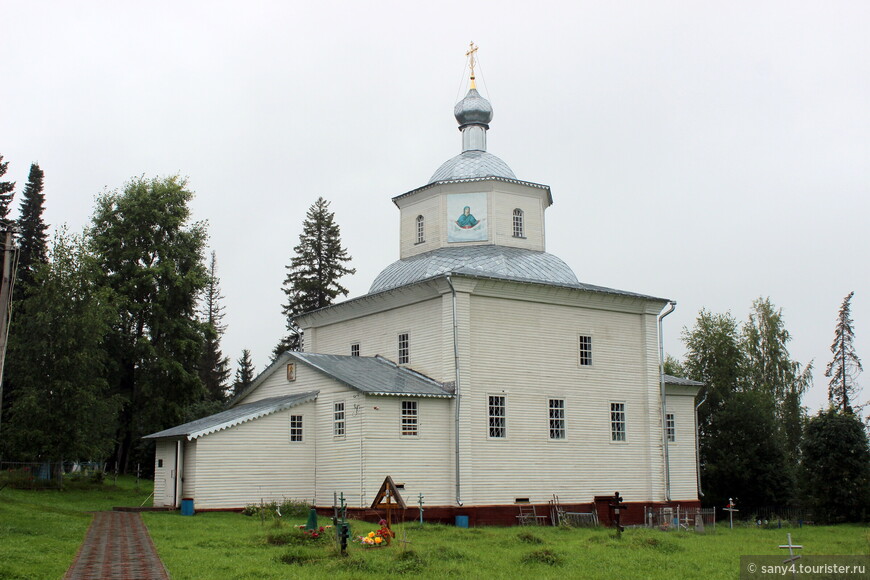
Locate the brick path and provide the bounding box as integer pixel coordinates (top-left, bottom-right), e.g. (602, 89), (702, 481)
(64, 511), (170, 580)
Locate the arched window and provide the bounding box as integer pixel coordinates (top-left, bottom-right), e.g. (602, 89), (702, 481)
(416, 215), (425, 244)
(512, 208), (524, 238)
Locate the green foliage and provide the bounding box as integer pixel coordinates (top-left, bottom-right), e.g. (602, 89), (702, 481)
(520, 548), (563, 566)
(279, 197), (355, 352)
(663, 354), (685, 377)
(701, 390), (793, 509)
(232, 348), (256, 399)
(825, 292), (862, 414)
(801, 408), (870, 522)
(90, 175), (209, 472)
(16, 162), (48, 289)
(0, 154), (15, 220)
(3, 230), (120, 462)
(241, 498), (312, 520)
(198, 250), (231, 402)
(517, 531), (543, 544)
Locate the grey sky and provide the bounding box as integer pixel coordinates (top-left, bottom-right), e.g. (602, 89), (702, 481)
(2, 1), (867, 411)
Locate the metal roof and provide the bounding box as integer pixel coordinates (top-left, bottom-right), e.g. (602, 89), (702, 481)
(429, 150), (516, 184)
(143, 392), (319, 441)
(392, 175), (552, 207)
(663, 374), (704, 387)
(289, 352), (453, 398)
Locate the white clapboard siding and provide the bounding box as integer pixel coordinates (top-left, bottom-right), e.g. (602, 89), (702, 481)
(310, 297), (448, 381)
(239, 359), (333, 404)
(191, 405), (316, 509)
(667, 392), (699, 501)
(182, 440), (196, 498)
(398, 190), (443, 258)
(460, 292), (669, 504)
(490, 190), (545, 251)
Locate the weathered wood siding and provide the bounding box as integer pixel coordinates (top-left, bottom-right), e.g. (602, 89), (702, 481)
(461, 291), (668, 505)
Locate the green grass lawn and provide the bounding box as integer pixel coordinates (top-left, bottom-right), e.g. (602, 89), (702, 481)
(1, 480), (868, 580)
(142, 512), (870, 580)
(0, 475), (153, 580)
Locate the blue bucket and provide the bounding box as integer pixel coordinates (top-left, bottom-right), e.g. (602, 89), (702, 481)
(455, 515), (469, 528)
(181, 498), (195, 516)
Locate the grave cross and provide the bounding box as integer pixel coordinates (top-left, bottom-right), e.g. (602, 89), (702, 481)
(723, 498), (739, 529)
(608, 491), (628, 536)
(779, 533), (803, 564)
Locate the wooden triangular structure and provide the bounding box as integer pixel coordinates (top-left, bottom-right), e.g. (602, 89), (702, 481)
(370, 475), (406, 528)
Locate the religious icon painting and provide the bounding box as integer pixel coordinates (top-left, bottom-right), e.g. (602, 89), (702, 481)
(287, 363), (296, 381)
(447, 192), (488, 242)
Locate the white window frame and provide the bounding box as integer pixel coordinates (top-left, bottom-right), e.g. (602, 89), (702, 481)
(610, 402), (626, 442)
(512, 208), (524, 238)
(415, 214), (425, 244)
(289, 415), (303, 442)
(398, 332), (409, 365)
(578, 335), (593, 367)
(333, 401), (346, 438)
(666, 412), (675, 443)
(401, 400), (418, 436)
(488, 394), (506, 439)
(548, 398), (566, 440)
(350, 342), (360, 357)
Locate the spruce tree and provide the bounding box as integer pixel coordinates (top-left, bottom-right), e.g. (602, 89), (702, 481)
(825, 291), (862, 413)
(232, 348), (256, 399)
(17, 163), (48, 289)
(0, 154), (15, 222)
(279, 197), (355, 353)
(198, 251), (231, 402)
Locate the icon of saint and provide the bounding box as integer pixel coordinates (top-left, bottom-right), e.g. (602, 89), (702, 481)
(456, 206), (479, 229)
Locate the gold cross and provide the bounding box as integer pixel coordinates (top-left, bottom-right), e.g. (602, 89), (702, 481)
(466, 42), (478, 88)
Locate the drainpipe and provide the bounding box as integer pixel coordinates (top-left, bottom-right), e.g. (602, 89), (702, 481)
(658, 301), (676, 502)
(445, 275), (463, 507)
(694, 394), (707, 498)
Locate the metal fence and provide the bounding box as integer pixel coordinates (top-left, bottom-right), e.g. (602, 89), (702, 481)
(0, 461), (107, 489)
(646, 506), (717, 531)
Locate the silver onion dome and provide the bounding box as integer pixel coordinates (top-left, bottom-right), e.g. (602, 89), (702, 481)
(454, 88), (493, 127)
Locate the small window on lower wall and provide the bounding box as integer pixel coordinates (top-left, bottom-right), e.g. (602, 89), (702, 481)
(610, 402), (626, 442)
(666, 412), (675, 442)
(334, 402), (346, 437)
(401, 401), (418, 436)
(351, 343), (360, 357)
(290, 415), (303, 442)
(157, 459), (163, 468)
(489, 395), (506, 438)
(549, 399), (566, 439)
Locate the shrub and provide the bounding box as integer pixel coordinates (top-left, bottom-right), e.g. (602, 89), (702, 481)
(521, 548), (564, 566)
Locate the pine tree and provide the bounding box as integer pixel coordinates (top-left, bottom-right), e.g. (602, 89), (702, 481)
(0, 154), (15, 222)
(232, 349), (256, 399)
(198, 251), (231, 402)
(17, 163), (49, 289)
(825, 291), (862, 414)
(279, 197), (355, 353)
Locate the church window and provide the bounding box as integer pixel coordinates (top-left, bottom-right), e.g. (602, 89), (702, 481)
(398, 332), (409, 364)
(401, 401), (418, 436)
(512, 208), (524, 238)
(290, 415), (303, 442)
(610, 402), (626, 442)
(416, 215), (425, 244)
(578, 335), (593, 366)
(334, 402), (345, 437)
(488, 395), (506, 438)
(666, 413), (675, 442)
(351, 343), (360, 357)
(549, 399), (566, 439)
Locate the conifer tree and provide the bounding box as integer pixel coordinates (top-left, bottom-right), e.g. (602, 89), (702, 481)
(17, 163), (48, 288)
(0, 154), (15, 222)
(825, 291), (862, 413)
(278, 197), (355, 353)
(198, 251), (231, 402)
(232, 348), (256, 399)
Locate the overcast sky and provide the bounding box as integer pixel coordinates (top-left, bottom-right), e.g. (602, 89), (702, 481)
(2, 1), (867, 411)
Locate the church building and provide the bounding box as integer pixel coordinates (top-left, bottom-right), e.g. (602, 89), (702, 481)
(145, 52), (701, 525)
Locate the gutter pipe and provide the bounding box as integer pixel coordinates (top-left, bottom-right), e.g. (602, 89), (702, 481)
(445, 275), (463, 506)
(658, 301), (676, 502)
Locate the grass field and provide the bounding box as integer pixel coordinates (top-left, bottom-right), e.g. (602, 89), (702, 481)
(1, 480), (867, 580)
(0, 475), (153, 580)
(143, 512), (870, 580)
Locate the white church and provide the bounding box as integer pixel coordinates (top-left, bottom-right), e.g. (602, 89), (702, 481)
(146, 54), (701, 525)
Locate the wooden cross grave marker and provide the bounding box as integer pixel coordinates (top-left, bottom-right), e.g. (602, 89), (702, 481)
(723, 498), (739, 529)
(370, 475), (407, 530)
(608, 491), (628, 536)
